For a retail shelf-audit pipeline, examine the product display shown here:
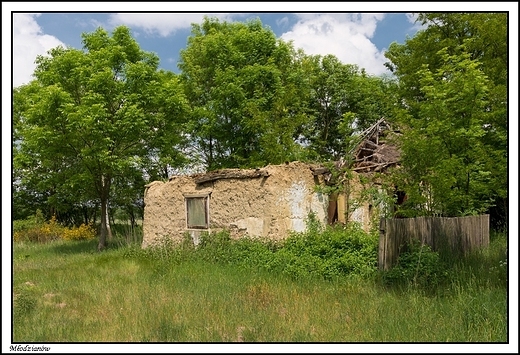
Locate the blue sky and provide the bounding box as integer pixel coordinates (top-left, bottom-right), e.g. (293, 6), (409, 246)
(26, 12), (416, 73)
(8, 3), (516, 89)
(8, 8), (427, 87)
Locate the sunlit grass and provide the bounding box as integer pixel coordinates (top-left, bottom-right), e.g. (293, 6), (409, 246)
(12, 232), (507, 342)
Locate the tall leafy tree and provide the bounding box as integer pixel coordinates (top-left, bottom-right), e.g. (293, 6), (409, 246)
(179, 17), (311, 170)
(303, 54), (398, 161)
(385, 13), (507, 221)
(394, 48), (494, 216)
(13, 26), (188, 249)
(303, 54), (359, 160)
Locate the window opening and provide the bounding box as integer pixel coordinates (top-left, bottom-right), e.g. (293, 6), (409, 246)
(185, 195), (209, 229)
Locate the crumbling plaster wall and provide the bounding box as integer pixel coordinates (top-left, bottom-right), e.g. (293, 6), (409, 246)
(341, 173), (385, 233)
(142, 162), (329, 247)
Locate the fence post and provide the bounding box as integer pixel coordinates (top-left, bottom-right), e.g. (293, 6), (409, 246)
(378, 218), (387, 270)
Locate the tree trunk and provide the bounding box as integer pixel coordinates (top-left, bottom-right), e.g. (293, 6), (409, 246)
(208, 135), (214, 170)
(129, 207), (136, 232)
(98, 175), (112, 251)
(163, 165), (169, 180)
(106, 205), (113, 242)
(98, 196), (108, 251)
(93, 206), (97, 226)
(83, 206), (89, 226)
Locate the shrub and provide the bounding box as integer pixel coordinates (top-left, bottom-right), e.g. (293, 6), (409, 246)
(119, 215), (379, 282)
(382, 239), (450, 290)
(13, 210), (47, 242)
(13, 215), (61, 243)
(13, 214), (96, 243)
(60, 222), (96, 241)
(13, 209), (45, 233)
(271, 223), (379, 280)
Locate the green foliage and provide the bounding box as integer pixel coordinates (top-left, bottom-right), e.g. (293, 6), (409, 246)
(120, 217), (378, 282)
(273, 223), (379, 280)
(13, 25), (188, 249)
(196, 231), (280, 268)
(196, 230), (234, 263)
(13, 215), (61, 243)
(303, 54), (399, 161)
(13, 210), (46, 234)
(13, 214), (96, 243)
(382, 239), (450, 290)
(392, 48), (496, 217)
(181, 220), (378, 281)
(382, 242), (448, 291)
(13, 284), (38, 318)
(179, 17), (312, 169)
(385, 13), (507, 220)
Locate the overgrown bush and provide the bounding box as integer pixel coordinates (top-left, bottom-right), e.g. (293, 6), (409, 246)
(381, 239), (450, 290)
(60, 222), (96, 241)
(195, 231), (278, 268)
(186, 217), (379, 281)
(267, 222), (379, 280)
(13, 210), (46, 238)
(13, 213), (96, 243)
(124, 216), (378, 282)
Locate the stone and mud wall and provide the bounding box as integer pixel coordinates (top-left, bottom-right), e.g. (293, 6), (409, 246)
(142, 162), (330, 247)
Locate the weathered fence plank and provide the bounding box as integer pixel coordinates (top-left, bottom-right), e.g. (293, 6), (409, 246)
(378, 215), (490, 270)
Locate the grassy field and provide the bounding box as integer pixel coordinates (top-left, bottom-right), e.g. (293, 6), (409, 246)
(11, 228), (508, 343)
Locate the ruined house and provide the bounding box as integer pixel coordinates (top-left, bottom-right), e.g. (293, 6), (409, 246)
(142, 118), (400, 247)
(313, 118), (402, 228)
(142, 161), (331, 247)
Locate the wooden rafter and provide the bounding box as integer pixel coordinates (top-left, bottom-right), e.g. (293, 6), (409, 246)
(194, 169), (269, 184)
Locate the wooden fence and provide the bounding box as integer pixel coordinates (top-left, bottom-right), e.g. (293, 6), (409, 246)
(378, 214), (490, 271)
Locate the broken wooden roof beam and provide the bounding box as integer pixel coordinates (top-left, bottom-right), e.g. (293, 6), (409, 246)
(310, 166), (331, 175)
(352, 161), (399, 172)
(194, 169), (269, 184)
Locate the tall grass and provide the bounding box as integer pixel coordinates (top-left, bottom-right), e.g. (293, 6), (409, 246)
(12, 223), (507, 343)
(109, 221), (143, 246)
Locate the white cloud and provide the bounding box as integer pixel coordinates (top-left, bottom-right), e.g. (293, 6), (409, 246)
(276, 16), (290, 29)
(12, 13), (65, 88)
(109, 13), (232, 37)
(405, 13), (419, 24)
(281, 13), (388, 75)
(405, 13), (427, 32)
(107, 12), (391, 75)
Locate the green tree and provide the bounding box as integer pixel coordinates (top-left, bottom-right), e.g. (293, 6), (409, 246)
(13, 26), (188, 250)
(384, 13), (507, 221)
(179, 17), (311, 170)
(303, 54), (359, 160)
(303, 54), (398, 161)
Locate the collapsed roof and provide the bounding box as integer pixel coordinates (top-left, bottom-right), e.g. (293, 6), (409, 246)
(310, 118), (401, 182)
(167, 118), (400, 184)
(350, 118), (401, 173)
